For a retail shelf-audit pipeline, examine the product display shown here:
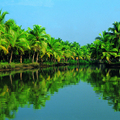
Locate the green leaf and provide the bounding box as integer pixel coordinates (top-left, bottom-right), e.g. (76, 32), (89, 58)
(118, 24), (120, 32)
(110, 48), (118, 52)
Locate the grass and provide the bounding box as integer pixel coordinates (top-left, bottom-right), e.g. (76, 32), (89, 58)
(43, 61), (58, 65)
(68, 59), (98, 64)
(0, 62), (40, 69)
(68, 60), (77, 64)
(0, 59), (116, 70)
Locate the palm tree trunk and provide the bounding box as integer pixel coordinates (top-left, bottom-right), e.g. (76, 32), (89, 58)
(54, 59), (56, 63)
(117, 48), (120, 62)
(36, 52), (39, 63)
(9, 50), (13, 63)
(36, 70), (38, 81)
(108, 60), (111, 64)
(32, 72), (34, 81)
(20, 55), (22, 63)
(32, 52), (35, 63)
(29, 51), (31, 60)
(29, 72), (30, 81)
(77, 57), (79, 64)
(20, 72), (22, 80)
(9, 75), (12, 85)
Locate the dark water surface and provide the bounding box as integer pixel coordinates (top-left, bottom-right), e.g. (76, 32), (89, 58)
(0, 66), (120, 120)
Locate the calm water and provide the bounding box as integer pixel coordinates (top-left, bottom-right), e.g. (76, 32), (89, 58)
(0, 66), (120, 120)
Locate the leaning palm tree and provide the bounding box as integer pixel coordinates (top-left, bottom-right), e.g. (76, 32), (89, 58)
(7, 25), (30, 63)
(0, 11), (11, 58)
(0, 24), (9, 55)
(0, 9), (9, 24)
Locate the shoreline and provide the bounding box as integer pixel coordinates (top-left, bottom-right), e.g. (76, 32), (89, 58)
(0, 62), (120, 72)
(0, 62), (70, 71)
(0, 62), (90, 71)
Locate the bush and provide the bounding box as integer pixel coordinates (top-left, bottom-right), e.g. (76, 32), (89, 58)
(23, 59), (31, 64)
(68, 60), (77, 64)
(79, 60), (89, 64)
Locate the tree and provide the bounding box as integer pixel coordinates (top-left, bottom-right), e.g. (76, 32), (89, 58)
(47, 37), (64, 62)
(108, 21), (120, 62)
(0, 9), (8, 24)
(0, 24), (9, 55)
(7, 25), (30, 63)
(28, 25), (50, 63)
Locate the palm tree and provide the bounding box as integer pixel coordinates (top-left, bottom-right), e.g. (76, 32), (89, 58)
(108, 21), (120, 62)
(80, 45), (90, 60)
(0, 9), (9, 24)
(47, 37), (64, 63)
(63, 44), (74, 62)
(7, 25), (30, 63)
(0, 24), (9, 55)
(100, 41), (118, 64)
(91, 30), (119, 63)
(71, 42), (82, 61)
(28, 25), (50, 63)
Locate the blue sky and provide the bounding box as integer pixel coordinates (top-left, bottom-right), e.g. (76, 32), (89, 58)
(1, 0), (120, 46)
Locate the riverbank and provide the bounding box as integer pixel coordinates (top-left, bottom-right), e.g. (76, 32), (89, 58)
(0, 62), (72, 71)
(0, 60), (119, 71)
(0, 61), (91, 71)
(0, 62), (40, 71)
(105, 63), (120, 68)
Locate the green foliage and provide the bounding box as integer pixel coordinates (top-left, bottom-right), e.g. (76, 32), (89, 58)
(79, 60), (89, 64)
(23, 59), (31, 64)
(68, 60), (77, 64)
(1, 8), (120, 68)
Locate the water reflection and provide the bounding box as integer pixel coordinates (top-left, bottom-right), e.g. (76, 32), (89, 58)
(0, 66), (120, 120)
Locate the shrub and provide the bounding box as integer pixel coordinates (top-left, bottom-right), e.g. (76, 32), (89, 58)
(23, 59), (31, 64)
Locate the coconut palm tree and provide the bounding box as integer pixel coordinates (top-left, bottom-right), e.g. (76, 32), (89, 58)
(90, 39), (103, 62)
(0, 24), (9, 55)
(100, 41), (118, 64)
(71, 42), (82, 61)
(108, 21), (120, 62)
(80, 45), (90, 60)
(7, 25), (30, 63)
(93, 27), (120, 63)
(0, 9), (9, 24)
(47, 37), (64, 63)
(28, 25), (50, 63)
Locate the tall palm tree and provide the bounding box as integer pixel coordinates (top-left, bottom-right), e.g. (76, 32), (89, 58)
(28, 25), (50, 63)
(7, 25), (30, 63)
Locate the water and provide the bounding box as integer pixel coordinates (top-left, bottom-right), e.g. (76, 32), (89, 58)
(0, 66), (120, 120)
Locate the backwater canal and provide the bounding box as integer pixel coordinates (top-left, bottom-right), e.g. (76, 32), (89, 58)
(0, 65), (120, 120)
